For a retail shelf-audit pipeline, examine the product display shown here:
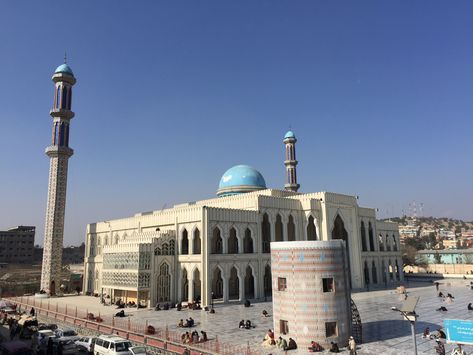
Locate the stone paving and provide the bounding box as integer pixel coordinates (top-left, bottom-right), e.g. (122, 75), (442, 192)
(19, 279), (473, 354)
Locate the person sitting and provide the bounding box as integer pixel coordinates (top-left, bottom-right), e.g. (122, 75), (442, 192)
(437, 329), (446, 339)
(262, 310), (269, 317)
(176, 303), (182, 311)
(155, 303), (161, 311)
(436, 306), (448, 312)
(423, 327), (431, 338)
(200, 330), (208, 342)
(163, 303), (170, 310)
(468, 303), (473, 310)
(284, 338), (297, 351)
(181, 333), (187, 343)
(185, 317), (194, 327)
(329, 341), (340, 353)
(178, 319), (184, 327)
(438, 291), (444, 298)
(276, 336), (287, 349)
(192, 330), (199, 343)
(30, 307), (35, 317)
(447, 293), (455, 299)
(244, 299), (251, 307)
(239, 320), (245, 329)
(435, 339), (445, 355)
(183, 332), (191, 344)
(245, 320), (253, 329)
(115, 310), (126, 317)
(262, 329), (276, 346)
(308, 340), (323, 352)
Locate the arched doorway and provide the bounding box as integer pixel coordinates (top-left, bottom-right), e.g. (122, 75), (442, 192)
(264, 264), (272, 297)
(212, 267), (223, 299)
(307, 216), (317, 240)
(181, 268), (188, 301)
(243, 228), (253, 253)
(332, 214), (351, 288)
(157, 263), (171, 302)
(364, 261), (370, 286)
(287, 215), (295, 241)
(193, 228), (201, 254)
(360, 221), (367, 251)
(229, 267), (239, 300)
(181, 229), (189, 255)
(368, 222), (375, 251)
(193, 268), (201, 301)
(228, 228), (239, 254)
(244, 266), (255, 299)
(50, 280), (56, 296)
(211, 227), (223, 254)
(262, 214), (271, 253)
(275, 214), (283, 242)
(372, 261), (378, 284)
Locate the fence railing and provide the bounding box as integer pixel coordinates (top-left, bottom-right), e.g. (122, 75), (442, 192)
(5, 297), (262, 355)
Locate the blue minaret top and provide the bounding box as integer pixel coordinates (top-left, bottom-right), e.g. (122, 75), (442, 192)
(284, 130), (296, 139)
(55, 63), (74, 77)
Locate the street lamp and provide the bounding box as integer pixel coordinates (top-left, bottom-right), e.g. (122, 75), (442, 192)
(392, 296), (420, 355)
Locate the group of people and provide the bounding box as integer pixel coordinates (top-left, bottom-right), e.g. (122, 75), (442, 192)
(178, 317), (195, 328)
(275, 336), (297, 351)
(181, 330), (208, 344)
(423, 327), (446, 340)
(155, 302), (172, 311)
(238, 319), (254, 329)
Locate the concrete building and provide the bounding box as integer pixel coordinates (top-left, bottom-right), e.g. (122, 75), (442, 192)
(40, 61), (76, 294)
(271, 240), (351, 349)
(83, 131), (403, 307)
(0, 226), (35, 264)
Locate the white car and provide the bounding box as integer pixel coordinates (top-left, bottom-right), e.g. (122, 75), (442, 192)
(94, 335), (133, 355)
(75, 336), (96, 353)
(38, 329), (56, 340)
(55, 328), (80, 342)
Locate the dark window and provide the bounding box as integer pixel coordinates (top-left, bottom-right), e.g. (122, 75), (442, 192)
(325, 322), (338, 337)
(280, 320), (289, 335)
(278, 277), (287, 291)
(323, 278), (334, 292)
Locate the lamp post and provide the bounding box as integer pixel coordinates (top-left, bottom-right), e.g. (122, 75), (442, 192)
(392, 295), (420, 355)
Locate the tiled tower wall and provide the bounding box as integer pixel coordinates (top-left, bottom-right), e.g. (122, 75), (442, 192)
(271, 240), (351, 348)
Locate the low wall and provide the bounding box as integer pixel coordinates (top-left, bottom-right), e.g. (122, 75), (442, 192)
(405, 264), (473, 275)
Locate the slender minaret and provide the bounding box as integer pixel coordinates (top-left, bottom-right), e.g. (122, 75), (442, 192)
(40, 60), (76, 295)
(283, 130), (300, 192)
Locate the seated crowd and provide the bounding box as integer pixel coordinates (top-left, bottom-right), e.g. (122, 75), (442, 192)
(181, 330), (208, 344)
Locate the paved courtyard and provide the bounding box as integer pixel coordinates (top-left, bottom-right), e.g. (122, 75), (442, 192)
(19, 279), (473, 354)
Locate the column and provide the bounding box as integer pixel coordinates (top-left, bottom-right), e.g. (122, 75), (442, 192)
(188, 273), (194, 303)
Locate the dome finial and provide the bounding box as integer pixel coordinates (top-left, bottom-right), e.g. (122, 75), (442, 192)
(64, 52), (67, 64)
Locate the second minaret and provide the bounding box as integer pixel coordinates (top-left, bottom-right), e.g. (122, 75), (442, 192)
(283, 130), (300, 192)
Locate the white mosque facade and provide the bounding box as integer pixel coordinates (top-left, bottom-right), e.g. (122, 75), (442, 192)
(83, 132), (403, 307)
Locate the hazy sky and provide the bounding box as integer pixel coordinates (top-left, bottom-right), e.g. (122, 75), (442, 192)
(1, 1), (472, 246)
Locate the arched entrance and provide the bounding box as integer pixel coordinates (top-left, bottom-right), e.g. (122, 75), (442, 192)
(287, 215), (295, 241)
(157, 263), (171, 302)
(229, 267), (239, 300)
(50, 280), (56, 296)
(264, 264), (272, 297)
(332, 214), (351, 288)
(307, 216), (317, 240)
(193, 268), (201, 301)
(212, 267), (223, 299)
(181, 268), (188, 301)
(244, 266), (255, 299)
(262, 214), (271, 253)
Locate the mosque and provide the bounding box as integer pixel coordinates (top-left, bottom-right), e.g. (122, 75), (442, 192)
(83, 129), (403, 308)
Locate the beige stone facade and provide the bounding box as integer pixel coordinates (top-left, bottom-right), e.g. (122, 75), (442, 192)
(83, 189), (403, 307)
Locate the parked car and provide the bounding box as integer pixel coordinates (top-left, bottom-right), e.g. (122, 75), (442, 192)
(129, 347), (148, 355)
(54, 329), (80, 342)
(0, 340), (33, 355)
(38, 329), (56, 340)
(94, 335), (133, 355)
(53, 339), (79, 355)
(75, 336), (96, 353)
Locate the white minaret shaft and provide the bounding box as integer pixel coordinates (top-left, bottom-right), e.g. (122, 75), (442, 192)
(283, 130), (300, 192)
(40, 63), (76, 295)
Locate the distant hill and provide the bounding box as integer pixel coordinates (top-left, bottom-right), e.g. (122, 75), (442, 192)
(383, 216), (473, 231)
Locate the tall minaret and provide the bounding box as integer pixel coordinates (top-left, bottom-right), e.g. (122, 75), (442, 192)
(40, 60), (76, 295)
(283, 130), (300, 192)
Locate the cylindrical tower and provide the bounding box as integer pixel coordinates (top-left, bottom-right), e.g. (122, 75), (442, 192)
(283, 130), (300, 192)
(40, 62), (76, 295)
(271, 240), (352, 349)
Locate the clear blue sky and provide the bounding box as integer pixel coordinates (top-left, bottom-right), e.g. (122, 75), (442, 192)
(1, 1), (472, 245)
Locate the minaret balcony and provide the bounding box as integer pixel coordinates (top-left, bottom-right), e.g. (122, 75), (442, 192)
(45, 145), (74, 158)
(50, 109), (74, 120)
(284, 159), (298, 165)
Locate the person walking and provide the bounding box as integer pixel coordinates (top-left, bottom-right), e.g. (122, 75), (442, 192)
(348, 336), (357, 355)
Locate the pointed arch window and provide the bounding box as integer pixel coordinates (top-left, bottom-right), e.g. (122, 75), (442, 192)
(287, 215), (295, 241)
(157, 263), (171, 302)
(360, 221), (367, 251)
(228, 227), (238, 254)
(275, 214), (283, 242)
(61, 87), (68, 109)
(262, 214), (271, 253)
(307, 216), (317, 241)
(181, 229), (189, 255)
(368, 222), (375, 251)
(243, 228), (254, 253)
(392, 235), (398, 251)
(372, 261), (378, 284)
(211, 227), (223, 254)
(193, 228), (201, 254)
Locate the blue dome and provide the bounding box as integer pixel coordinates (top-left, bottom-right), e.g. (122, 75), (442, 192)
(284, 130), (295, 139)
(55, 64), (74, 76)
(217, 165), (266, 197)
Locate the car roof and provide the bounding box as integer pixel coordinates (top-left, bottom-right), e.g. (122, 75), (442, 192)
(98, 335), (129, 342)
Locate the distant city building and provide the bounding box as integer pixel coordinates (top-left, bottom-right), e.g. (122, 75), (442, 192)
(271, 240), (351, 349)
(83, 131), (403, 308)
(0, 226), (35, 264)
